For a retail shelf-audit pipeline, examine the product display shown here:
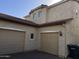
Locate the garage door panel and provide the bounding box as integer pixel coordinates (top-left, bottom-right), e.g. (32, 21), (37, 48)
(0, 29), (25, 54)
(40, 32), (58, 55)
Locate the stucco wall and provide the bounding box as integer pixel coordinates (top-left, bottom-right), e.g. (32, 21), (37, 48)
(30, 8), (47, 24)
(24, 15), (31, 21)
(62, 1), (79, 57)
(65, 1), (79, 44)
(1, 1), (79, 57)
(47, 1), (74, 22)
(0, 20), (38, 51)
(38, 25), (66, 57)
(24, 1), (75, 24)
(24, 8), (47, 24)
(73, 3), (79, 44)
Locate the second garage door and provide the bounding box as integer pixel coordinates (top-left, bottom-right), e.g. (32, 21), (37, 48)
(40, 32), (59, 55)
(0, 29), (25, 54)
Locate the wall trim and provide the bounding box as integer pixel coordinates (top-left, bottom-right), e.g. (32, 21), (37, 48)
(40, 31), (60, 33)
(0, 27), (25, 32)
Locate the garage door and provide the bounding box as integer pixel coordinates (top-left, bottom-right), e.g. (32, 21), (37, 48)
(40, 32), (59, 55)
(0, 29), (25, 54)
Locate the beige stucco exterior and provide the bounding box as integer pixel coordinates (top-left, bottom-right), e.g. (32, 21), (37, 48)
(24, 8), (46, 24)
(0, 20), (69, 57)
(23, 0), (79, 57)
(0, 20), (38, 51)
(64, 1), (79, 56)
(24, 8), (47, 24)
(24, 15), (31, 21)
(38, 25), (66, 57)
(24, 1), (76, 24)
(47, 1), (74, 22)
(1, 0), (79, 58)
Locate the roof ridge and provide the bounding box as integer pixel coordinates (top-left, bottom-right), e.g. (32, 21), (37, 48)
(29, 4), (48, 14)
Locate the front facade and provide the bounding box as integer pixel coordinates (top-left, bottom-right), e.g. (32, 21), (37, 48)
(24, 0), (79, 57)
(0, 0), (79, 58)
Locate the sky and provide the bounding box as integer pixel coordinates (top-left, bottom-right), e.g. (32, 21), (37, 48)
(0, 0), (62, 18)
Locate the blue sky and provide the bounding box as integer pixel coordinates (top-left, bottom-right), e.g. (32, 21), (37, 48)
(0, 0), (61, 18)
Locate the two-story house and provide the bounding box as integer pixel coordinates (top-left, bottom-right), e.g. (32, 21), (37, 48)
(0, 0), (79, 58)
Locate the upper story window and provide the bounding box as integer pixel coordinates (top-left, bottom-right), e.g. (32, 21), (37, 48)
(33, 11), (42, 21)
(38, 11), (42, 17)
(33, 13), (37, 20)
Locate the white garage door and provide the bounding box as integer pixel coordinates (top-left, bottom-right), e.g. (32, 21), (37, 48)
(40, 32), (59, 55)
(0, 29), (25, 54)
